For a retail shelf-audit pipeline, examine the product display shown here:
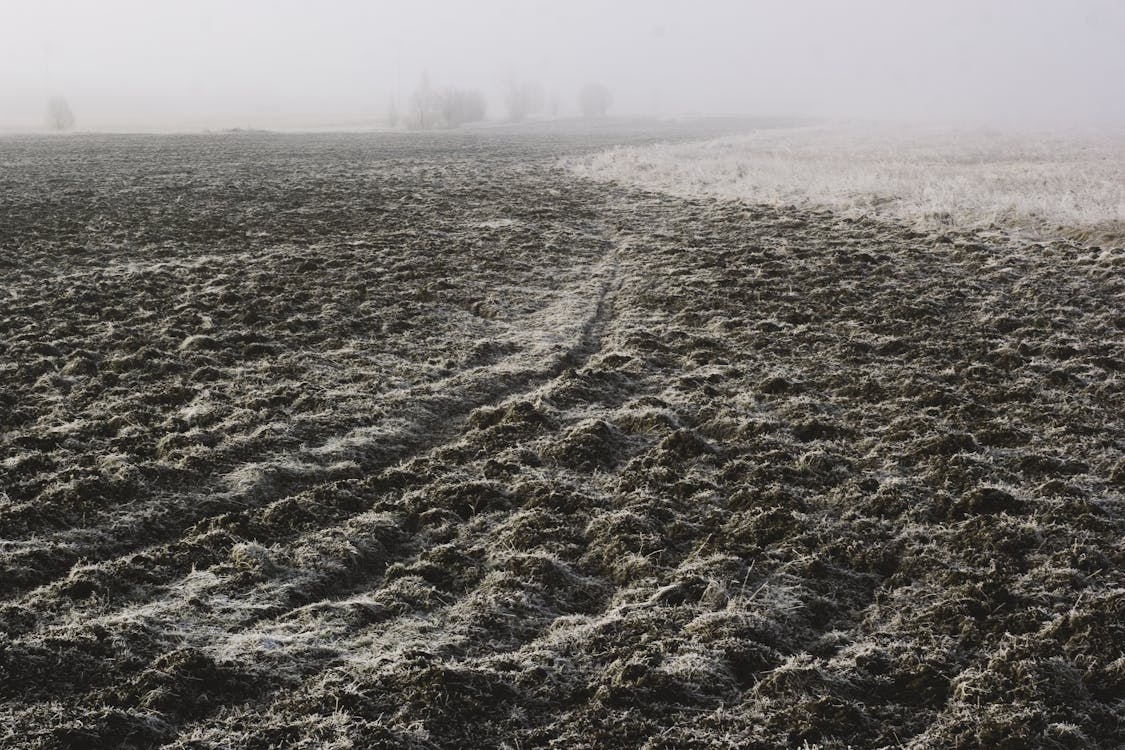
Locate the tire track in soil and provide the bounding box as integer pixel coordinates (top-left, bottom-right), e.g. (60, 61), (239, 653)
(137, 244), (627, 746)
(154, 198), (890, 750)
(162, 252), (636, 748)
(0, 218), (623, 633)
(38, 199), (813, 748)
(0, 215), (632, 748)
(0, 155), (619, 600)
(0, 192), (616, 629)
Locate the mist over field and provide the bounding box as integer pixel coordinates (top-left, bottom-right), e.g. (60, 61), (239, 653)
(1, 0), (1124, 131)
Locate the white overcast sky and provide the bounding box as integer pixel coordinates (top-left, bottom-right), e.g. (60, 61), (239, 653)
(1, 0), (1123, 130)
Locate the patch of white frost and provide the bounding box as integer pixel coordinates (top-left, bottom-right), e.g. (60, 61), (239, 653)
(568, 124), (1125, 245)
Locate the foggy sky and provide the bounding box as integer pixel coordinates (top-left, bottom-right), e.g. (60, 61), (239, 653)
(2, 0), (1123, 131)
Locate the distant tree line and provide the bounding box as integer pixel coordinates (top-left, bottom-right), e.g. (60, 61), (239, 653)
(393, 74), (613, 129)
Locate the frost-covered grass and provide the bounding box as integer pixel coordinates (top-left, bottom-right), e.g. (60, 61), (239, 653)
(570, 124), (1125, 245)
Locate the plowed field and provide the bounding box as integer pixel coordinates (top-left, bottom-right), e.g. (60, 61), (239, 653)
(2, 126), (1123, 749)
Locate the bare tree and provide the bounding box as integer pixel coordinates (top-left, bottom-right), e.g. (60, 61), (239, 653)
(579, 83), (612, 118)
(438, 88), (486, 127)
(387, 96), (400, 128)
(408, 71), (438, 130)
(504, 78), (542, 122)
(45, 97), (75, 131)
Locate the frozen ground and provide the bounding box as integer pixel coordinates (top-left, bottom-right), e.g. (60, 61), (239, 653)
(1, 124), (1123, 748)
(568, 124), (1125, 247)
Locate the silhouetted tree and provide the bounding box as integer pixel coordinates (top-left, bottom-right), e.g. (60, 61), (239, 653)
(387, 96), (400, 128)
(439, 88), (486, 127)
(579, 83), (612, 118)
(408, 71), (439, 130)
(46, 97), (75, 131)
(505, 78), (542, 122)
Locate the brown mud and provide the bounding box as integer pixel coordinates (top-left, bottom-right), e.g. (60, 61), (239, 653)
(1, 127), (1123, 748)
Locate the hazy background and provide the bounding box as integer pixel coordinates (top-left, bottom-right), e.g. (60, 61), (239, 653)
(2, 0), (1123, 131)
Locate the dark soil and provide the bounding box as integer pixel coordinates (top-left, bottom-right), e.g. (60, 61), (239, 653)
(1, 124), (1122, 749)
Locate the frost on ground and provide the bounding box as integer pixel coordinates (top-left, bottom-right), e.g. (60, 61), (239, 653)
(1, 127), (1123, 749)
(568, 124), (1125, 246)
